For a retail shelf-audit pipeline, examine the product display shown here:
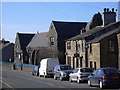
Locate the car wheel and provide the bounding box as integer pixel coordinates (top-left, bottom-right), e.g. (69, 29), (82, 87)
(100, 81), (104, 89)
(77, 78), (80, 84)
(88, 80), (92, 86)
(54, 75), (57, 80)
(60, 76), (63, 81)
(69, 77), (73, 82)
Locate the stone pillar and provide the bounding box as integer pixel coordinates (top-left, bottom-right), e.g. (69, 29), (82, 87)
(117, 34), (120, 70)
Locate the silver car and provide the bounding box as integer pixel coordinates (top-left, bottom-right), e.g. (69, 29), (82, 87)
(69, 67), (93, 83)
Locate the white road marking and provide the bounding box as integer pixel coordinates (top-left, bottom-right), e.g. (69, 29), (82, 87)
(1, 80), (13, 88)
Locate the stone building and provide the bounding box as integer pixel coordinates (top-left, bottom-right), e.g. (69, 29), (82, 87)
(87, 25), (120, 69)
(117, 33), (120, 69)
(48, 21), (87, 64)
(26, 32), (48, 65)
(14, 33), (35, 64)
(0, 39), (14, 62)
(66, 8), (120, 69)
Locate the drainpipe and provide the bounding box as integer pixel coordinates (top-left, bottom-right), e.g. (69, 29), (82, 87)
(85, 43), (89, 67)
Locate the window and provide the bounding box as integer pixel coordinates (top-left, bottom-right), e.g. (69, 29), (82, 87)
(104, 68), (119, 74)
(80, 68), (93, 72)
(76, 41), (80, 52)
(94, 62), (96, 70)
(60, 66), (72, 70)
(50, 37), (55, 46)
(82, 40), (85, 52)
(92, 70), (98, 75)
(72, 69), (79, 73)
(89, 44), (92, 53)
(90, 61), (93, 68)
(67, 57), (71, 65)
(76, 58), (79, 68)
(109, 40), (115, 52)
(67, 41), (71, 50)
(97, 69), (104, 75)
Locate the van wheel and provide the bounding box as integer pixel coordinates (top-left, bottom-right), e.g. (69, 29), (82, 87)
(60, 76), (63, 81)
(54, 75), (57, 80)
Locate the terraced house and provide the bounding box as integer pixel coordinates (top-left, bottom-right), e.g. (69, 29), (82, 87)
(66, 8), (120, 69)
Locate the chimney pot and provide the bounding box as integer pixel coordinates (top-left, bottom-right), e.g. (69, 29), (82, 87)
(107, 8), (109, 12)
(104, 8), (106, 12)
(112, 8), (114, 12)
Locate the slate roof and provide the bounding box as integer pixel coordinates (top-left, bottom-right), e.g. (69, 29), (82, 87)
(67, 21), (120, 41)
(87, 27), (120, 44)
(52, 21), (87, 36)
(27, 32), (48, 49)
(17, 33), (35, 51)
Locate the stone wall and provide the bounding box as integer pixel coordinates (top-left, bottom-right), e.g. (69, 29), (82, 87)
(88, 43), (100, 69)
(117, 33), (120, 70)
(1, 62), (34, 72)
(100, 34), (118, 69)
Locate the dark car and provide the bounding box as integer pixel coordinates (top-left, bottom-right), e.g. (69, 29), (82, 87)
(32, 66), (39, 76)
(88, 67), (120, 89)
(54, 65), (72, 81)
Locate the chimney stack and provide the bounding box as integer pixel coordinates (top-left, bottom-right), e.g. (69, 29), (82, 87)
(103, 8), (116, 26)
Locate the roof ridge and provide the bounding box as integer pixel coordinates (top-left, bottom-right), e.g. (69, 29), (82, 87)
(52, 20), (87, 23)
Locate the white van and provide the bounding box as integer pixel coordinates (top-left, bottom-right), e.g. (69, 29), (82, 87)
(39, 58), (59, 78)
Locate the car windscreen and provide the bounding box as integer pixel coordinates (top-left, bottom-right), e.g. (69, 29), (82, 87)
(104, 69), (119, 74)
(60, 66), (71, 70)
(80, 68), (93, 72)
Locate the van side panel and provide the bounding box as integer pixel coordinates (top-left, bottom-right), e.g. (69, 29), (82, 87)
(47, 58), (59, 71)
(39, 58), (59, 76)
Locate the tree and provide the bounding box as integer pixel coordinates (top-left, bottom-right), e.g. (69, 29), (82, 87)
(90, 12), (103, 29)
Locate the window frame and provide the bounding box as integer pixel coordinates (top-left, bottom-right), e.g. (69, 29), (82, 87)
(108, 39), (115, 52)
(67, 41), (71, 50)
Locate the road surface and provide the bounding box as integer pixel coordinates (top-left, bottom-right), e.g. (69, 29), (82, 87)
(1, 70), (120, 90)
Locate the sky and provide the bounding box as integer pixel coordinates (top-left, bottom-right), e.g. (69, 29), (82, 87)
(1, 1), (119, 43)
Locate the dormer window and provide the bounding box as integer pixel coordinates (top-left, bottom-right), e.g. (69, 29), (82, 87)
(50, 37), (55, 46)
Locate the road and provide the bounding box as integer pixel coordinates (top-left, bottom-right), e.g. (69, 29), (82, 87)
(1, 70), (120, 90)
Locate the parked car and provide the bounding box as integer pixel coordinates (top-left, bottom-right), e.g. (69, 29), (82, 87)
(32, 66), (40, 76)
(39, 58), (59, 78)
(88, 67), (120, 89)
(69, 67), (93, 83)
(54, 65), (72, 81)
